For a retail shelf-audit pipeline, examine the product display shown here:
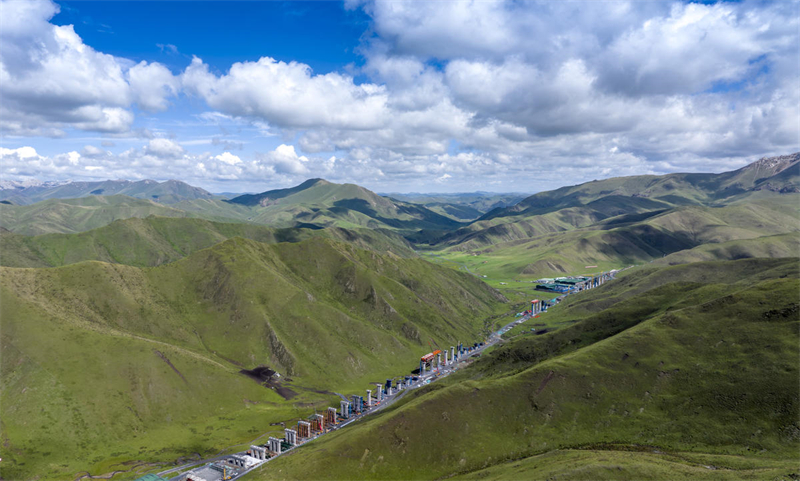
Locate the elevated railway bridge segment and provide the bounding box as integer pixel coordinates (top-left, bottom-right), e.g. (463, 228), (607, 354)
(159, 270), (619, 481)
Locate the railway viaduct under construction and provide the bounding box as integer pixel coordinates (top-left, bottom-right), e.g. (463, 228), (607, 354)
(179, 269), (620, 481)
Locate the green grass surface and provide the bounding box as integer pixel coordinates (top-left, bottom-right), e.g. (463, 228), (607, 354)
(424, 200), (800, 280)
(0, 216), (417, 268)
(453, 449), (800, 480)
(244, 258), (800, 480)
(0, 195), (193, 235)
(2, 156), (798, 481)
(226, 179), (463, 234)
(0, 179), (463, 239)
(0, 237), (508, 480)
(483, 152), (798, 222)
(655, 232), (800, 266)
(383, 193), (527, 221)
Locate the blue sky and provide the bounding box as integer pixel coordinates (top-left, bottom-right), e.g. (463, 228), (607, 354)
(1, 0), (797, 193)
(52, 1), (371, 75)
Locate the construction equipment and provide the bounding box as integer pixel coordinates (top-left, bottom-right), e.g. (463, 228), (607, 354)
(427, 339), (441, 373)
(209, 464), (234, 480)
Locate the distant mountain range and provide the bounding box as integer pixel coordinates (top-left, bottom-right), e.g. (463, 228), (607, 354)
(383, 192), (527, 221)
(485, 152), (799, 221)
(0, 179), (67, 190)
(1, 153), (797, 270)
(0, 179), (217, 205)
(432, 153), (800, 260)
(223, 178), (463, 233)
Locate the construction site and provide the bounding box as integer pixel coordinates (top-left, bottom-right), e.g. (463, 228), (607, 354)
(535, 270), (615, 293)
(167, 270), (618, 481)
(176, 339), (488, 481)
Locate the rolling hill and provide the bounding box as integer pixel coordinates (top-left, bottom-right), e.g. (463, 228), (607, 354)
(484, 152), (799, 221)
(426, 199), (800, 280)
(0, 216), (417, 268)
(227, 178), (463, 233)
(0, 236), (507, 480)
(0, 179), (463, 239)
(0, 195), (193, 235)
(654, 233), (800, 266)
(418, 154), (800, 282)
(383, 193), (527, 221)
(246, 257), (800, 480)
(2, 154), (799, 481)
(432, 154), (799, 252)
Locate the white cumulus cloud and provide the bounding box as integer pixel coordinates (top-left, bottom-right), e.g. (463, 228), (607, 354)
(144, 138), (185, 159)
(0, 0), (179, 135)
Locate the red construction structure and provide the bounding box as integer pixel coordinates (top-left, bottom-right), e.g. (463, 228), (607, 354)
(420, 351), (440, 364)
(326, 407), (337, 426)
(310, 414), (324, 433)
(297, 420), (311, 438)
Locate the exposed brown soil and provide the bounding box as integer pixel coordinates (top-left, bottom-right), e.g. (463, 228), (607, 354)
(239, 365), (298, 400)
(536, 370), (555, 395)
(240, 365), (276, 382)
(297, 386), (337, 396)
(274, 386), (298, 400)
(154, 350), (188, 384)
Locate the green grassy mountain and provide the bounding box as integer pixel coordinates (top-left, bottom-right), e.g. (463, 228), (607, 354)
(419, 154), (800, 283)
(3, 155), (799, 481)
(0, 179), (217, 205)
(383, 193), (527, 221)
(227, 178), (463, 233)
(427, 199), (800, 280)
(0, 195), (194, 235)
(0, 236), (507, 480)
(485, 152), (799, 221)
(0, 179), (463, 239)
(655, 233), (800, 266)
(432, 154), (799, 253)
(0, 216), (417, 268)
(249, 257), (799, 480)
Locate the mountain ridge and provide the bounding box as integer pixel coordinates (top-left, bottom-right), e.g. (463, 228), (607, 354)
(0, 178), (217, 205)
(482, 152), (799, 221)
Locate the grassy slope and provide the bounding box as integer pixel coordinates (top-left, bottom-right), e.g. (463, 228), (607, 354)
(1, 181), (462, 238)
(428, 200), (800, 279)
(485, 153), (799, 222)
(0, 216), (417, 268)
(453, 449), (799, 480)
(0, 237), (506, 480)
(0, 195), (192, 235)
(229, 180), (463, 233)
(655, 233), (800, 266)
(247, 258), (799, 481)
(423, 202), (485, 221)
(382, 193), (527, 221)
(439, 154), (799, 253)
(437, 194), (798, 253)
(438, 197), (671, 250)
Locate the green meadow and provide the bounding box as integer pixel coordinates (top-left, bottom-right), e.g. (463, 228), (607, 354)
(245, 258), (800, 480)
(0, 237), (508, 480)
